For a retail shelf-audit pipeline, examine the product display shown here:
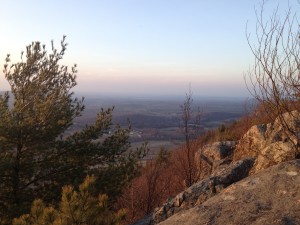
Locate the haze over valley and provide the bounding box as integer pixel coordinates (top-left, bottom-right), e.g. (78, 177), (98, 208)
(70, 94), (247, 155)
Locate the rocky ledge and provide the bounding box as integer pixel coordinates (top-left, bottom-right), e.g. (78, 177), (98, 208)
(132, 111), (300, 225)
(158, 159), (300, 225)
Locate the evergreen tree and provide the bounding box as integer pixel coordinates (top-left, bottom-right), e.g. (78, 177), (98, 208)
(13, 175), (126, 225)
(0, 37), (145, 223)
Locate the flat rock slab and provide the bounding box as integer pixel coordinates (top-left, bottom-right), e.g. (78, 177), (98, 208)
(158, 160), (300, 225)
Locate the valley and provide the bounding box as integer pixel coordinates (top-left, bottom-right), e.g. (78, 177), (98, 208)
(69, 94), (248, 155)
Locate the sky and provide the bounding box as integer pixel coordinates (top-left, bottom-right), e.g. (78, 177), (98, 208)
(0, 0), (298, 98)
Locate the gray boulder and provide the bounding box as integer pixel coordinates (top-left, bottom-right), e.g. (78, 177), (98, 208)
(201, 141), (236, 162)
(195, 141), (236, 177)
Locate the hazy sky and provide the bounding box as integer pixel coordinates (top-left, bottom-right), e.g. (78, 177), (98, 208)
(0, 0), (298, 98)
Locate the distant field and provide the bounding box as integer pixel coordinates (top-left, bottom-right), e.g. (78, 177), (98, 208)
(71, 95), (248, 152)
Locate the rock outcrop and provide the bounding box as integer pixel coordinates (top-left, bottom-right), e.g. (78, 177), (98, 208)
(195, 141), (236, 177)
(158, 159), (300, 225)
(234, 111), (300, 174)
(201, 141), (235, 162)
(151, 157), (254, 224)
(132, 112), (300, 225)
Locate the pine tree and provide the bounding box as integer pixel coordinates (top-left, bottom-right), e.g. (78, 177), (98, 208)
(0, 37), (145, 223)
(13, 176), (126, 225)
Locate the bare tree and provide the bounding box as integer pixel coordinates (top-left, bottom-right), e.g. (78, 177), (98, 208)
(245, 0), (300, 157)
(178, 87), (202, 187)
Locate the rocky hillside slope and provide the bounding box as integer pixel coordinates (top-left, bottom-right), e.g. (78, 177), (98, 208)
(132, 111), (300, 225)
(158, 160), (300, 225)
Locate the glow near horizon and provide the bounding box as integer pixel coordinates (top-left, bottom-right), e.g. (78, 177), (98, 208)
(0, 0), (297, 97)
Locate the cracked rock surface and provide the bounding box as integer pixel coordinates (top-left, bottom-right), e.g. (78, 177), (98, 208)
(158, 160), (300, 225)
